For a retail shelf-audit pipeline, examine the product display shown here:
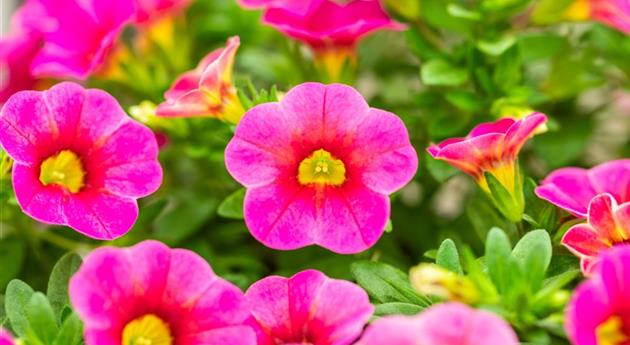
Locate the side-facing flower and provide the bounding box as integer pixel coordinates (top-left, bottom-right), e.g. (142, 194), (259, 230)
(564, 0), (630, 35)
(428, 113), (547, 222)
(565, 245), (630, 345)
(29, 0), (135, 79)
(260, 0), (404, 80)
(156, 36), (244, 123)
(536, 159), (630, 218)
(562, 193), (630, 275)
(225, 82), (418, 254)
(356, 302), (519, 345)
(246, 269), (373, 345)
(0, 82), (162, 240)
(0, 329), (14, 345)
(134, 0), (191, 24)
(70, 240), (256, 345)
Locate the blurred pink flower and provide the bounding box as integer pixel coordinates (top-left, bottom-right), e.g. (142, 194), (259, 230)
(0, 329), (13, 345)
(246, 269), (373, 345)
(591, 0), (630, 35)
(565, 245), (630, 345)
(70, 240), (256, 345)
(224, 82), (417, 253)
(156, 36), (244, 123)
(428, 113), (547, 194)
(357, 302), (519, 345)
(29, 0), (135, 80)
(562, 193), (630, 275)
(0, 82), (162, 240)
(238, 0), (315, 14)
(134, 0), (191, 24)
(536, 159), (630, 218)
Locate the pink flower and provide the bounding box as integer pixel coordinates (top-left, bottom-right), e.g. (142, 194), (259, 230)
(70, 240), (256, 345)
(29, 0), (135, 79)
(0, 329), (14, 345)
(561, 193), (630, 274)
(224, 82), (418, 254)
(356, 302), (519, 345)
(0, 82), (162, 240)
(156, 36), (244, 123)
(238, 0), (314, 14)
(134, 0), (191, 24)
(245, 269), (373, 345)
(590, 0), (630, 35)
(427, 113), (547, 221)
(535, 159), (630, 218)
(565, 245), (630, 345)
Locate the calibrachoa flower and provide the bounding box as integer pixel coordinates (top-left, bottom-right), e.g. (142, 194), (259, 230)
(562, 193), (630, 274)
(29, 0), (135, 79)
(246, 269), (373, 345)
(565, 0), (630, 35)
(70, 240), (256, 345)
(156, 36), (245, 123)
(0, 82), (162, 239)
(238, 0), (313, 14)
(536, 159), (630, 218)
(134, 0), (191, 24)
(0, 329), (13, 345)
(225, 82), (418, 254)
(254, 0), (404, 80)
(565, 245), (630, 345)
(428, 113), (547, 222)
(356, 302), (519, 345)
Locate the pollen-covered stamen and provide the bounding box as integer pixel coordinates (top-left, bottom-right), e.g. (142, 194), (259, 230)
(298, 149), (346, 186)
(39, 150), (86, 193)
(596, 315), (629, 345)
(122, 314), (173, 345)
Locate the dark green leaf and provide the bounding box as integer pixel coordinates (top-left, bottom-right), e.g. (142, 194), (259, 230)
(421, 60), (469, 87)
(374, 302), (425, 317)
(47, 253), (82, 322)
(217, 188), (245, 219)
(436, 239), (463, 274)
(52, 313), (82, 345)
(25, 293), (58, 344)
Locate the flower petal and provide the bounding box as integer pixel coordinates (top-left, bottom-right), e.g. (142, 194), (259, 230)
(12, 163), (66, 224)
(588, 193), (625, 242)
(535, 167), (598, 217)
(562, 224), (609, 258)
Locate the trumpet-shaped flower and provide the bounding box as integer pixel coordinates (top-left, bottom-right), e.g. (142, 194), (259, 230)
(70, 240), (256, 345)
(29, 0), (135, 79)
(0, 329), (13, 345)
(536, 159), (630, 218)
(245, 269), (373, 345)
(156, 36), (244, 123)
(224, 82), (417, 253)
(0, 82), (162, 240)
(565, 245), (630, 345)
(562, 193), (630, 274)
(428, 113), (547, 221)
(356, 302), (519, 345)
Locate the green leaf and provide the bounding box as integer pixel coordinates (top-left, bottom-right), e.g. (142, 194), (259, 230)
(217, 188), (245, 219)
(485, 228), (514, 294)
(47, 253), (82, 322)
(351, 261), (431, 307)
(485, 171), (524, 223)
(512, 230), (552, 291)
(154, 192), (219, 245)
(421, 60), (469, 87)
(25, 293), (58, 345)
(447, 4), (481, 21)
(477, 36), (516, 56)
(52, 313), (82, 345)
(532, 269), (580, 309)
(374, 302), (425, 316)
(5, 279), (35, 337)
(436, 239), (463, 274)
(0, 238), (25, 289)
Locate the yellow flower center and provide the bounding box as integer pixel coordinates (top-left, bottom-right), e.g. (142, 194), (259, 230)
(39, 150), (86, 193)
(122, 314), (173, 345)
(596, 315), (629, 345)
(298, 149), (346, 186)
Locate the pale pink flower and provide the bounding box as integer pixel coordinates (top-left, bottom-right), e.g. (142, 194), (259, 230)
(70, 240), (256, 345)
(357, 302), (519, 345)
(246, 269), (373, 345)
(224, 82), (417, 253)
(0, 82), (162, 239)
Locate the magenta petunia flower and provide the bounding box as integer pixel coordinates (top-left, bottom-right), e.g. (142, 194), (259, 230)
(562, 193), (630, 275)
(29, 0), (135, 79)
(156, 36), (244, 123)
(134, 0), (191, 24)
(246, 269), (373, 345)
(238, 0), (314, 14)
(591, 0), (630, 35)
(565, 245), (630, 345)
(224, 82), (418, 254)
(536, 159), (630, 218)
(70, 240), (256, 345)
(0, 82), (162, 240)
(356, 302), (519, 345)
(0, 329), (14, 345)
